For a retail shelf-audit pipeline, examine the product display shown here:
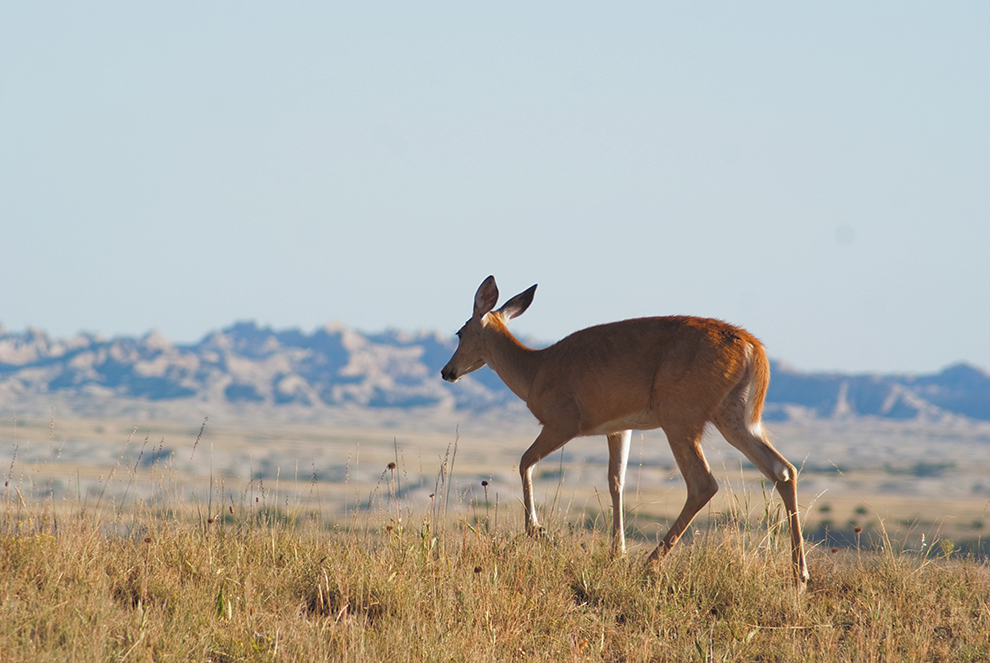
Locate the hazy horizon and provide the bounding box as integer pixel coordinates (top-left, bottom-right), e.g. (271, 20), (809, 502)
(1, 316), (986, 377)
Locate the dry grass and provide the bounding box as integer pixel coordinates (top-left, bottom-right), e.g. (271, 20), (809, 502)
(2, 490), (989, 661)
(2, 415), (989, 661)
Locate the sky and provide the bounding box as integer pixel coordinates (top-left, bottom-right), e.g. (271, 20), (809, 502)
(1, 3), (987, 374)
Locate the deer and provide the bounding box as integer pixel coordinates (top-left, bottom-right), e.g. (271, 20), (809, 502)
(441, 276), (809, 589)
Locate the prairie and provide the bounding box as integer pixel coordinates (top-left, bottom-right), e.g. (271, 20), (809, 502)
(2, 411), (989, 660)
(7, 413), (988, 552)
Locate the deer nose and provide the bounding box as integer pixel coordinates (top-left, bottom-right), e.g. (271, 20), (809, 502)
(441, 366), (457, 382)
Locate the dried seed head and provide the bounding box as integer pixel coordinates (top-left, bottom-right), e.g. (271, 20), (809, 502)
(481, 480), (489, 487)
(386, 525), (394, 533)
(144, 537), (152, 544)
(854, 527), (863, 534)
(474, 566), (482, 574)
(387, 462), (396, 471)
(229, 505), (234, 514)
(831, 547), (839, 554)
(207, 518), (215, 524)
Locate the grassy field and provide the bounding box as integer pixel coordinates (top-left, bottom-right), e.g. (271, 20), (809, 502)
(2, 496), (989, 661)
(2, 413), (990, 660)
(5, 413), (988, 555)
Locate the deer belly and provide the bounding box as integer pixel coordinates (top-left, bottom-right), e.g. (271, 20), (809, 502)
(583, 409), (659, 436)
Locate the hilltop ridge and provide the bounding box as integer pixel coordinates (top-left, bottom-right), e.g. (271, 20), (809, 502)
(1, 321), (988, 422)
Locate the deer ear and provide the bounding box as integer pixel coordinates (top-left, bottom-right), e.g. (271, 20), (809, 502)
(474, 276), (499, 317)
(499, 284), (537, 320)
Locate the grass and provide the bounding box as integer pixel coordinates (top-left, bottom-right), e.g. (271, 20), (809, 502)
(1, 419), (989, 661)
(2, 508), (989, 662)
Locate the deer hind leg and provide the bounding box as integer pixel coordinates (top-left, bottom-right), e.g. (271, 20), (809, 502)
(607, 430), (632, 555)
(712, 401), (810, 588)
(519, 426), (576, 537)
(646, 424), (718, 564)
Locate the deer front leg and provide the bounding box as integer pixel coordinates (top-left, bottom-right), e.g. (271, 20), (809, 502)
(519, 426), (574, 537)
(607, 430), (632, 555)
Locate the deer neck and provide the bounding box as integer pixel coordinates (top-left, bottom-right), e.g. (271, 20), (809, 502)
(482, 317), (540, 403)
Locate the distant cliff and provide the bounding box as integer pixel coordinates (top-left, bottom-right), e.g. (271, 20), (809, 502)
(765, 361), (990, 421)
(1, 322), (988, 421)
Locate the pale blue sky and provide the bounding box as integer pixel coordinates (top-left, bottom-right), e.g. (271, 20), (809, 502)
(1, 3), (987, 373)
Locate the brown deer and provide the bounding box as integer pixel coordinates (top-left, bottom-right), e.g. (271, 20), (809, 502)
(441, 276), (809, 588)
